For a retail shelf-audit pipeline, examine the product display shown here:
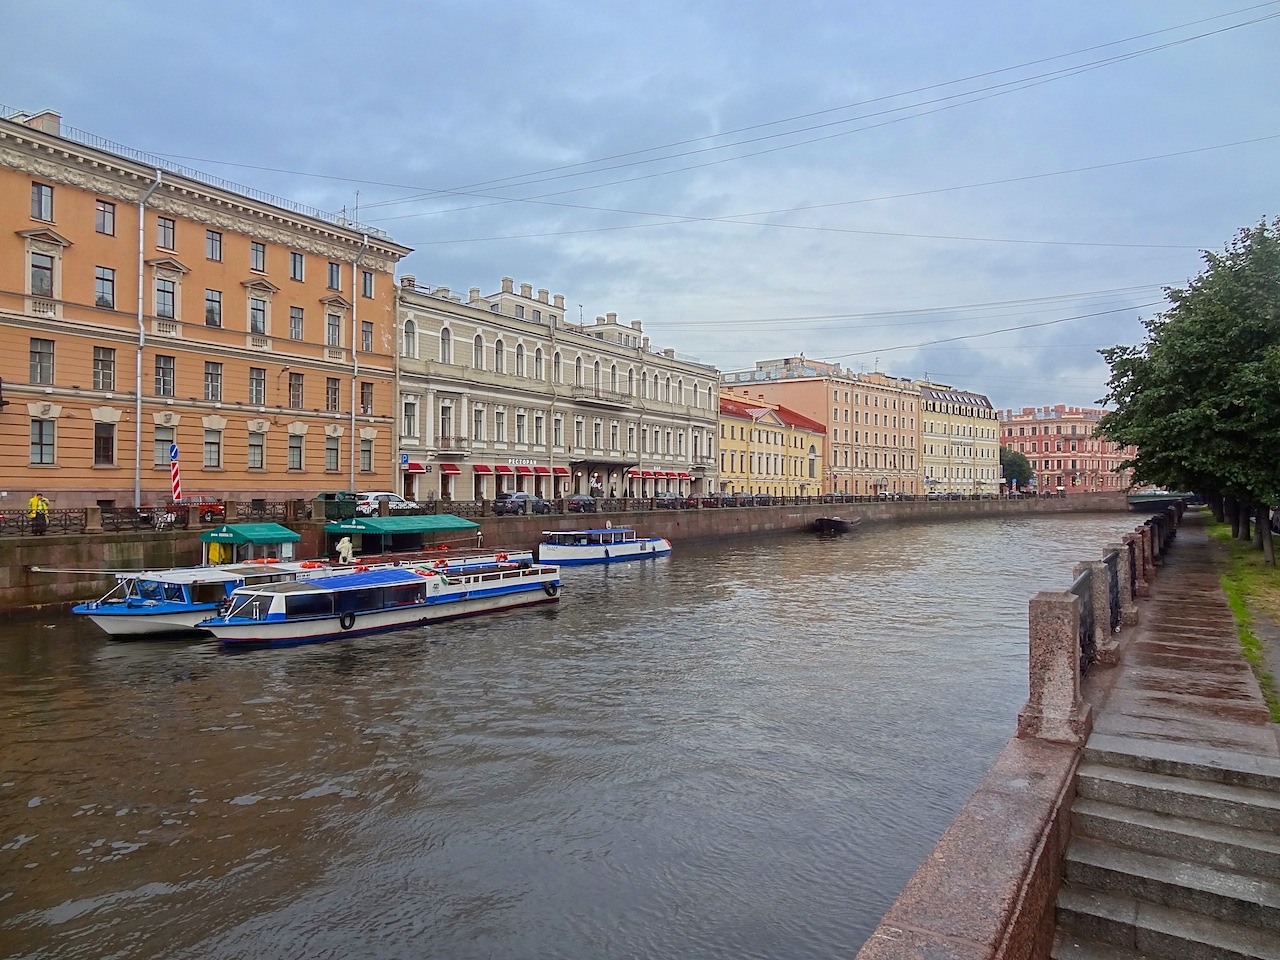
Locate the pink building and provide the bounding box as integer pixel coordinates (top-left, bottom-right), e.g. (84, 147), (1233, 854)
(999, 405), (1136, 494)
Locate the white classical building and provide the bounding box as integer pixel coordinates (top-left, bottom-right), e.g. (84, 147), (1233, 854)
(396, 277), (720, 502)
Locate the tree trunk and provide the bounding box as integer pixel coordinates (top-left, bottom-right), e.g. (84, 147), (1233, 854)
(1239, 501), (1253, 542)
(1264, 507), (1277, 567)
(1226, 497), (1240, 538)
(1210, 493), (1225, 522)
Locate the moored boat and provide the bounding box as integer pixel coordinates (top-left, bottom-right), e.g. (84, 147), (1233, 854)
(536, 527), (672, 565)
(201, 560), (562, 647)
(812, 516), (859, 534)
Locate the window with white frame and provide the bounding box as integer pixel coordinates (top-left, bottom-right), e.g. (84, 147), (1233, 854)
(326, 377), (341, 412)
(473, 335), (484, 368)
(439, 327), (451, 363)
(553, 352), (561, 383)
(360, 382), (373, 415)
(94, 422), (115, 466)
(249, 297), (266, 334)
(592, 420), (602, 448)
(494, 409), (506, 442)
(206, 230), (222, 261)
(402, 319), (416, 358)
(534, 413), (544, 445)
(155, 278), (175, 319)
(288, 434), (303, 469)
(290, 251), (304, 281)
(205, 288), (222, 326)
(610, 422), (618, 450)
(30, 253), (53, 298)
(360, 438), (372, 471)
(93, 346), (115, 390)
(553, 415), (563, 448)
(534, 348), (543, 380)
(30, 419), (55, 464)
(494, 339), (505, 374)
(402, 397), (419, 438)
(250, 241), (266, 272)
(157, 216), (175, 250)
(154, 355), (175, 396)
(154, 426), (174, 466)
(327, 261), (341, 290)
(515, 343), (525, 377)
(96, 199), (115, 235)
(574, 418), (584, 449)
(361, 321), (373, 352)
(516, 411), (526, 444)
(439, 404), (454, 439)
(203, 429), (222, 468)
(288, 372), (304, 408)
(249, 367), (265, 405)
(472, 406), (484, 442)
(248, 431), (265, 469)
(326, 313), (341, 347)
(290, 306), (304, 340)
(204, 361), (222, 401)
(325, 436), (339, 471)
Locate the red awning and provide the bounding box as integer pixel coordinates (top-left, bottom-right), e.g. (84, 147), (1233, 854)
(677, 472), (691, 479)
(515, 465), (534, 475)
(627, 469), (643, 478)
(552, 466), (570, 476)
(473, 464), (493, 474)
(404, 461), (426, 474)
(534, 466), (552, 476)
(495, 465), (514, 475)
(665, 471), (679, 478)
(439, 463), (461, 475)
(641, 470), (654, 478)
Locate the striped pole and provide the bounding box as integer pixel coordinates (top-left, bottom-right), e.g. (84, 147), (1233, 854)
(169, 443), (182, 502)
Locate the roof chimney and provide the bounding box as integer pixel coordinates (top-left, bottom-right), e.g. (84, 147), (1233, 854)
(22, 110), (61, 135)
(520, 282), (533, 298)
(501, 277), (514, 293)
(468, 287), (480, 302)
(538, 288), (549, 303)
(399, 275), (416, 288)
(553, 294), (565, 309)
(606, 312), (617, 325)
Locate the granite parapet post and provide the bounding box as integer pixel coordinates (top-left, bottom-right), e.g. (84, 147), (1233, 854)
(1017, 592), (1092, 746)
(1108, 542), (1138, 627)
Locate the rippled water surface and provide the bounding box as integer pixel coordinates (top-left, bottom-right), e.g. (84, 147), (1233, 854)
(0, 514), (1140, 960)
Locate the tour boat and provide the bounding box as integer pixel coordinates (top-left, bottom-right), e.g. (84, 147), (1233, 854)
(200, 560), (562, 647)
(71, 549), (533, 639)
(536, 527), (672, 565)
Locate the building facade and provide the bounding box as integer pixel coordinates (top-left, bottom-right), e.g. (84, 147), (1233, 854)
(999, 405), (1136, 494)
(718, 391), (825, 496)
(917, 382), (1001, 496)
(721, 358), (919, 496)
(396, 277), (720, 501)
(0, 110), (410, 510)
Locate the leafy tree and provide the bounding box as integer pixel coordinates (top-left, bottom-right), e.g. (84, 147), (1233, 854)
(999, 446), (1033, 490)
(1098, 217), (1280, 563)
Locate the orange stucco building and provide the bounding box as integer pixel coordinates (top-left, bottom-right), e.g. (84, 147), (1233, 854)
(0, 110), (410, 510)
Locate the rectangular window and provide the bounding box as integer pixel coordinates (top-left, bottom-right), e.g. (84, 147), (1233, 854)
(472, 406), (484, 441)
(362, 270), (374, 298)
(155, 355), (175, 396)
(360, 382), (374, 415)
(31, 183), (53, 221)
(204, 361), (222, 402)
(403, 398), (419, 437)
(156, 279), (175, 318)
(361, 321), (373, 352)
(157, 216), (175, 250)
(517, 412), (527, 444)
(154, 426), (174, 466)
(536, 414), (545, 446)
(205, 289), (222, 326)
(30, 419), (55, 464)
(325, 436), (339, 471)
(93, 346), (116, 390)
(96, 200), (115, 235)
(250, 241), (266, 272)
(553, 416), (563, 448)
(249, 367), (266, 405)
(288, 434), (303, 470)
(327, 261), (341, 290)
(206, 230), (222, 261)
(290, 251), (304, 281)
(249, 297), (266, 333)
(95, 266), (115, 308)
(494, 410), (506, 442)
(31, 253), (53, 298)
(248, 431), (265, 469)
(94, 422), (115, 466)
(289, 306), (304, 340)
(30, 338), (54, 384)
(360, 438), (372, 472)
(203, 429), (222, 468)
(326, 377), (340, 412)
(288, 372), (304, 408)
(326, 313), (341, 346)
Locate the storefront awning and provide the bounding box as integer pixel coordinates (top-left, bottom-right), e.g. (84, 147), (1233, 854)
(627, 469), (644, 478)
(664, 471), (679, 478)
(515, 465), (534, 475)
(495, 465), (514, 475)
(439, 463), (461, 475)
(473, 464), (493, 474)
(641, 470), (654, 478)
(200, 522), (301, 545)
(324, 514), (480, 535)
(552, 467), (570, 476)
(404, 461), (427, 474)
(534, 466), (552, 476)
(678, 472), (691, 479)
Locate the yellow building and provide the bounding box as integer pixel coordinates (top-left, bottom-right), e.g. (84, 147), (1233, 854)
(917, 382), (1001, 496)
(0, 110), (410, 510)
(718, 391), (825, 496)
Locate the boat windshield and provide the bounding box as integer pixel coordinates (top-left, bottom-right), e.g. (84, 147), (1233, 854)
(226, 593), (271, 620)
(137, 579), (186, 603)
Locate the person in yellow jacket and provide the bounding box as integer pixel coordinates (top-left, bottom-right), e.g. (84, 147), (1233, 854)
(28, 492), (50, 535)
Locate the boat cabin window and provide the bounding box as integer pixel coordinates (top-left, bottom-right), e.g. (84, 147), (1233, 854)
(190, 583), (228, 605)
(138, 580), (184, 602)
(284, 593), (335, 619)
(228, 594), (272, 620)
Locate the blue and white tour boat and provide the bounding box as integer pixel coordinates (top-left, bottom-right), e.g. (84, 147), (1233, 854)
(536, 526), (672, 565)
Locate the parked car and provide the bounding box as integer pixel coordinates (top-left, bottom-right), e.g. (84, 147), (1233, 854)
(565, 494), (597, 513)
(493, 491), (552, 516)
(355, 492), (420, 516)
(170, 495), (226, 523)
(653, 492), (682, 508)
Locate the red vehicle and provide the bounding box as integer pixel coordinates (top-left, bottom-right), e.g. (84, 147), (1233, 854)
(170, 495), (226, 523)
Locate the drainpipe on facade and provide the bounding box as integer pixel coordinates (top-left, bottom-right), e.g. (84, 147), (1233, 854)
(134, 170), (162, 508)
(349, 234), (369, 491)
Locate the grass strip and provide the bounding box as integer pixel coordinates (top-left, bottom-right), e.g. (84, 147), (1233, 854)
(1209, 522), (1280, 722)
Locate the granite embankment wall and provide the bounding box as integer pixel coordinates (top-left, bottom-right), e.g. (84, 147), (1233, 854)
(0, 493), (1129, 613)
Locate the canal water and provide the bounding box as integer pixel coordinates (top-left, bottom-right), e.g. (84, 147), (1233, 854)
(1, 513), (1141, 960)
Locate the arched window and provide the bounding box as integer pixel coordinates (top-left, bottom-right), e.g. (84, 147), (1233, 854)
(627, 368), (635, 395)
(535, 347), (544, 380)
(664, 377), (671, 403)
(677, 378), (684, 405)
(652, 373), (659, 398)
(515, 343), (525, 377)
(553, 351), (562, 383)
(574, 356), (583, 387)
(494, 338), (505, 374)
(402, 319), (417, 358)
(610, 364), (618, 392)
(593, 361), (602, 390)
(473, 334), (484, 369)
(439, 327), (452, 364)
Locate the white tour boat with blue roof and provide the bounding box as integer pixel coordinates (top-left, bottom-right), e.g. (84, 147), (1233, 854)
(536, 526), (672, 565)
(199, 559), (562, 647)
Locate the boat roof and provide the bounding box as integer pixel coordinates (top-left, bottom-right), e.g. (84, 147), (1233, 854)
(236, 567), (429, 595)
(199, 522), (302, 544)
(542, 528), (637, 536)
(323, 514), (480, 535)
(128, 563), (315, 584)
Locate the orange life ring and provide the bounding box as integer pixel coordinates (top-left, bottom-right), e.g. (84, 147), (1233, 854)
(415, 568), (436, 577)
(246, 558), (266, 564)
(436, 544), (450, 551)
(300, 561), (323, 569)
(264, 557), (279, 564)
(495, 552), (509, 562)
(434, 559), (448, 568)
(354, 564), (370, 572)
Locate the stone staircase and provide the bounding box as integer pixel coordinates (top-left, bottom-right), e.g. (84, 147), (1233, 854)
(1054, 735), (1280, 959)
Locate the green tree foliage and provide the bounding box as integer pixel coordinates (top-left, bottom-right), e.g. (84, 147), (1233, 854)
(1098, 217), (1280, 560)
(999, 446), (1034, 490)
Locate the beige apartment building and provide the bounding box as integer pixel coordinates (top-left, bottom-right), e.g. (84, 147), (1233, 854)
(718, 392), (825, 496)
(396, 278), (720, 501)
(0, 109), (409, 510)
(917, 382), (1002, 496)
(721, 358), (919, 496)
(999, 405), (1136, 494)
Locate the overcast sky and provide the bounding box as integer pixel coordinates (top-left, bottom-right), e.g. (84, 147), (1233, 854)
(4, 1), (1277, 411)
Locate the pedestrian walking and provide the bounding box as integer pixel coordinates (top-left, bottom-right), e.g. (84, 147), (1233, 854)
(28, 492), (50, 536)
